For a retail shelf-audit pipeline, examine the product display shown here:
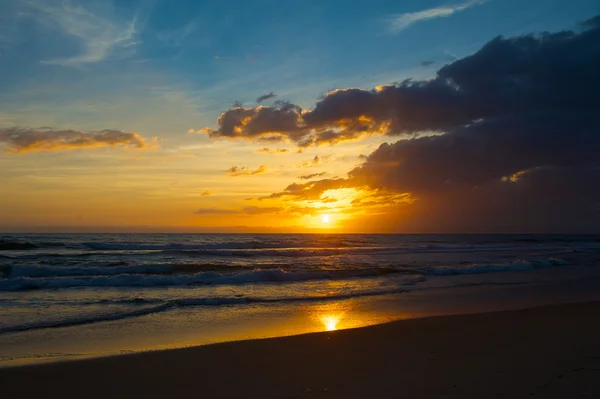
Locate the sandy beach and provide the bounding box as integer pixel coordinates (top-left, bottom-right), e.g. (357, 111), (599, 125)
(1, 302), (599, 398)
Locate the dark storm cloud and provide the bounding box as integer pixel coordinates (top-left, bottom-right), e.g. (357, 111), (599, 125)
(256, 92), (277, 103)
(256, 19), (600, 231)
(0, 126), (150, 153)
(349, 113), (600, 193)
(203, 19), (600, 150)
(581, 15), (600, 28)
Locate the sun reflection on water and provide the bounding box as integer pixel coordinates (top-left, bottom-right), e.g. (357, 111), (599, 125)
(320, 315), (341, 331)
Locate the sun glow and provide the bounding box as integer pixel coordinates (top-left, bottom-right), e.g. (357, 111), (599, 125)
(321, 315), (340, 331)
(321, 214), (330, 224)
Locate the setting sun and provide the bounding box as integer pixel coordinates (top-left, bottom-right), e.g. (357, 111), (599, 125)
(321, 215), (330, 224)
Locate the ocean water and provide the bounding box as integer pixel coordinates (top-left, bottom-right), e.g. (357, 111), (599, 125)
(1, 233), (600, 364)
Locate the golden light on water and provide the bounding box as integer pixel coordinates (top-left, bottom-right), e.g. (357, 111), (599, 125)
(321, 315), (340, 331)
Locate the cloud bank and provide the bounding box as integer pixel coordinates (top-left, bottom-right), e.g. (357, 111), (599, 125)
(202, 16), (599, 154)
(253, 17), (600, 232)
(0, 126), (150, 153)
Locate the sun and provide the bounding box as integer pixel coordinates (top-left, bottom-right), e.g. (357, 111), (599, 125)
(321, 214), (330, 224)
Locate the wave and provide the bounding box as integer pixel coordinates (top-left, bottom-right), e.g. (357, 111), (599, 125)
(81, 242), (531, 254)
(82, 241), (366, 251)
(0, 240), (37, 251)
(2, 262), (298, 278)
(0, 257), (569, 291)
(421, 258), (567, 275)
(0, 286), (416, 333)
(88, 243), (600, 257)
(0, 304), (173, 333)
(0, 279), (535, 334)
(4, 264), (173, 278)
(0, 268), (410, 291)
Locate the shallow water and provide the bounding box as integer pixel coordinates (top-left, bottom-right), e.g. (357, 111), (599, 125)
(1, 233), (599, 366)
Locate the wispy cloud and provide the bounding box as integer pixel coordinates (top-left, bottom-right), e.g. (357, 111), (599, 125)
(388, 0), (488, 33)
(195, 208), (238, 215)
(256, 147), (289, 155)
(156, 18), (202, 46)
(256, 92), (277, 103)
(22, 0), (139, 66)
(227, 165), (267, 177)
(299, 172), (327, 180)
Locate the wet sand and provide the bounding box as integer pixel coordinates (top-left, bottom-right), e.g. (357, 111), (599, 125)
(1, 302), (600, 398)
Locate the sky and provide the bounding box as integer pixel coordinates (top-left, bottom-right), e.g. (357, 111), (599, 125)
(0, 0), (599, 233)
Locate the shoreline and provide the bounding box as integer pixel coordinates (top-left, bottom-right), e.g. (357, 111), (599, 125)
(2, 301), (600, 398)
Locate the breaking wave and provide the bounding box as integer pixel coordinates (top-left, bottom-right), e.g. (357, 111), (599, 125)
(0, 258), (567, 291)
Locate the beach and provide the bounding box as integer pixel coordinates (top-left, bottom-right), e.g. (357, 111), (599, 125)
(2, 301), (599, 399)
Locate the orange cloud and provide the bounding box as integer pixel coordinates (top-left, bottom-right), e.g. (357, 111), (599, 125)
(255, 147), (290, 155)
(299, 155), (331, 168)
(0, 127), (151, 153)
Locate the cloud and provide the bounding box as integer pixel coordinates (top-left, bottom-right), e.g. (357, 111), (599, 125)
(256, 147), (290, 154)
(22, 0), (139, 66)
(201, 80), (478, 147)
(388, 0), (488, 33)
(582, 15), (600, 28)
(256, 92), (277, 103)
(156, 17), (201, 46)
(0, 126), (150, 153)
(201, 191), (211, 196)
(203, 16), (600, 152)
(202, 101), (304, 143)
(227, 165), (267, 176)
(195, 208), (238, 215)
(260, 178), (352, 200)
(299, 172), (327, 180)
(193, 205), (322, 216)
(257, 17), (600, 232)
(300, 155), (331, 168)
(241, 206), (282, 215)
(421, 60), (435, 66)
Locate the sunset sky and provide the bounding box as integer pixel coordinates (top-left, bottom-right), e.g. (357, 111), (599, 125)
(1, 0), (599, 233)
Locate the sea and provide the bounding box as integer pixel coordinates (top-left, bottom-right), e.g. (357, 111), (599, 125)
(1, 233), (600, 366)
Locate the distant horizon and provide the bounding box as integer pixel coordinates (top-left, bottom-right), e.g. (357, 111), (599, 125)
(3, 227), (599, 235)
